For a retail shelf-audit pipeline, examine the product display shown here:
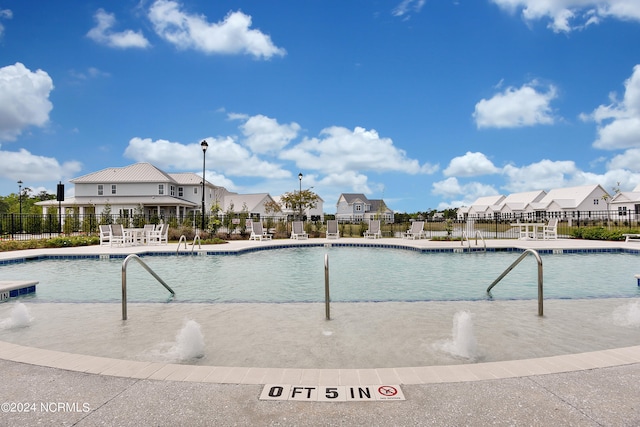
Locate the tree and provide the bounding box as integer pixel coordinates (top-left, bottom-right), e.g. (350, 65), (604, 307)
(279, 189), (319, 220)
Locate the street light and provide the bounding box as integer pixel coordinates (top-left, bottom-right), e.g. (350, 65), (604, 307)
(17, 180), (22, 232)
(298, 172), (303, 221)
(200, 140), (208, 233)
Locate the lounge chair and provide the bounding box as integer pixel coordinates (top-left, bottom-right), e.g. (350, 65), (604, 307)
(249, 221), (272, 241)
(543, 218), (558, 240)
(364, 220), (382, 239)
(291, 221), (308, 240)
(148, 223), (169, 245)
(109, 224), (130, 246)
(325, 220), (339, 239)
(99, 224), (112, 246)
(403, 221), (426, 240)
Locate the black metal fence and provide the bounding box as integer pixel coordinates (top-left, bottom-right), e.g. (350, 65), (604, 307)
(1, 210), (638, 241)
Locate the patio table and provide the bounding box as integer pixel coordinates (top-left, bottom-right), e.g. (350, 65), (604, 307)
(511, 223), (545, 240)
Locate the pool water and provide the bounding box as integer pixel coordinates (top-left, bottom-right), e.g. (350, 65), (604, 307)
(0, 247), (639, 303)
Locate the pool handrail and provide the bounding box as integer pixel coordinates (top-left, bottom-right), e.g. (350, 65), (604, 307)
(324, 253), (330, 320)
(122, 254), (175, 320)
(461, 230), (486, 252)
(486, 248), (544, 316)
(176, 235), (202, 254)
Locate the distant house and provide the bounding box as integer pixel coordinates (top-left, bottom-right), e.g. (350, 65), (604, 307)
(529, 184), (610, 218)
(272, 195), (325, 222)
(36, 163), (231, 221)
(335, 193), (394, 223)
(610, 183), (640, 218)
(460, 184), (612, 221)
(220, 193), (285, 220)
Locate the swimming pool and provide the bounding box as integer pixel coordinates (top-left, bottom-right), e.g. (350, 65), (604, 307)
(1, 247), (639, 303)
(0, 245), (639, 369)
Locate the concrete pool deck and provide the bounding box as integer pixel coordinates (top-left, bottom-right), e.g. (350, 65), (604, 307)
(1, 237), (639, 425)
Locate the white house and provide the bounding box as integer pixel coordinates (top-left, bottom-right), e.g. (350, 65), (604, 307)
(271, 195), (325, 222)
(609, 183), (640, 219)
(461, 185), (612, 220)
(220, 193), (286, 220)
(36, 163), (232, 221)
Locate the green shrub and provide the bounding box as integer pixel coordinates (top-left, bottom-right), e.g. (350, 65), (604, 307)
(569, 226), (631, 241)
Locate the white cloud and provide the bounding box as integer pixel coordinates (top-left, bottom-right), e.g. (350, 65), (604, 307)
(583, 64), (640, 150)
(148, 1), (285, 59)
(0, 8), (12, 39)
(502, 159), (579, 192)
(87, 9), (150, 49)
(280, 126), (438, 175)
(237, 114), (300, 154)
(443, 151), (500, 177)
(0, 63), (54, 141)
(473, 81), (558, 129)
(317, 171), (372, 194)
(608, 148), (640, 171)
(123, 137), (290, 179)
(432, 177), (499, 208)
(491, 0), (640, 33)
(392, 0), (426, 17)
(0, 147), (82, 181)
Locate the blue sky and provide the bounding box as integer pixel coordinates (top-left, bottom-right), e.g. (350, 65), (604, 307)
(1, 0), (640, 213)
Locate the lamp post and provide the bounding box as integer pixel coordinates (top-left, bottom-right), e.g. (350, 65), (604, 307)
(200, 140), (208, 233)
(17, 180), (22, 232)
(298, 172), (303, 221)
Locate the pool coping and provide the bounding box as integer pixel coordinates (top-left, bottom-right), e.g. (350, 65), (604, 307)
(1, 237), (639, 384)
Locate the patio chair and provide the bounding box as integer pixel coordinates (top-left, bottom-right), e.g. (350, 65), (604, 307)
(364, 220), (382, 239)
(325, 220), (339, 239)
(403, 221), (426, 240)
(543, 218), (558, 240)
(109, 224), (130, 246)
(142, 224), (155, 244)
(99, 225), (112, 246)
(249, 221), (272, 241)
(290, 221), (308, 240)
(148, 223), (169, 245)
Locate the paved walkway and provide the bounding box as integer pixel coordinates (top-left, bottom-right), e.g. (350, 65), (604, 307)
(1, 237), (639, 425)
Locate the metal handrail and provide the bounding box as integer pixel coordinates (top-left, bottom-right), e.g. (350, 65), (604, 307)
(122, 254), (175, 320)
(324, 253), (330, 320)
(487, 248), (544, 316)
(177, 235), (188, 254)
(176, 235), (202, 254)
(461, 230), (486, 252)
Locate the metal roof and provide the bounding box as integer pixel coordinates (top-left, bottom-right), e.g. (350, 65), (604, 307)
(71, 163), (176, 184)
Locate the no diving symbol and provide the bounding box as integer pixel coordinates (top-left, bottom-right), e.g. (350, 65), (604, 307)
(378, 386), (398, 397)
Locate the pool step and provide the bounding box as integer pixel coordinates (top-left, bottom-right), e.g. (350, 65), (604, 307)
(0, 280), (38, 301)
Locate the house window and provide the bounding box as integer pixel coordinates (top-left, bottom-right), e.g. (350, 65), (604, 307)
(178, 187), (184, 197)
(355, 204), (362, 212)
(111, 184), (117, 195)
(97, 184), (103, 196)
(158, 184), (164, 195)
(170, 186), (175, 196)
(618, 206), (627, 216)
(593, 199), (599, 205)
(194, 187), (198, 194)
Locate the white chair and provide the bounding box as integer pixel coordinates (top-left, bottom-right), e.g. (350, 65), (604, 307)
(543, 218), (558, 240)
(109, 224), (131, 246)
(325, 220), (339, 239)
(99, 224), (111, 246)
(291, 221), (308, 240)
(142, 224), (156, 244)
(148, 223), (169, 245)
(364, 220), (382, 239)
(403, 221), (426, 240)
(249, 221), (272, 241)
